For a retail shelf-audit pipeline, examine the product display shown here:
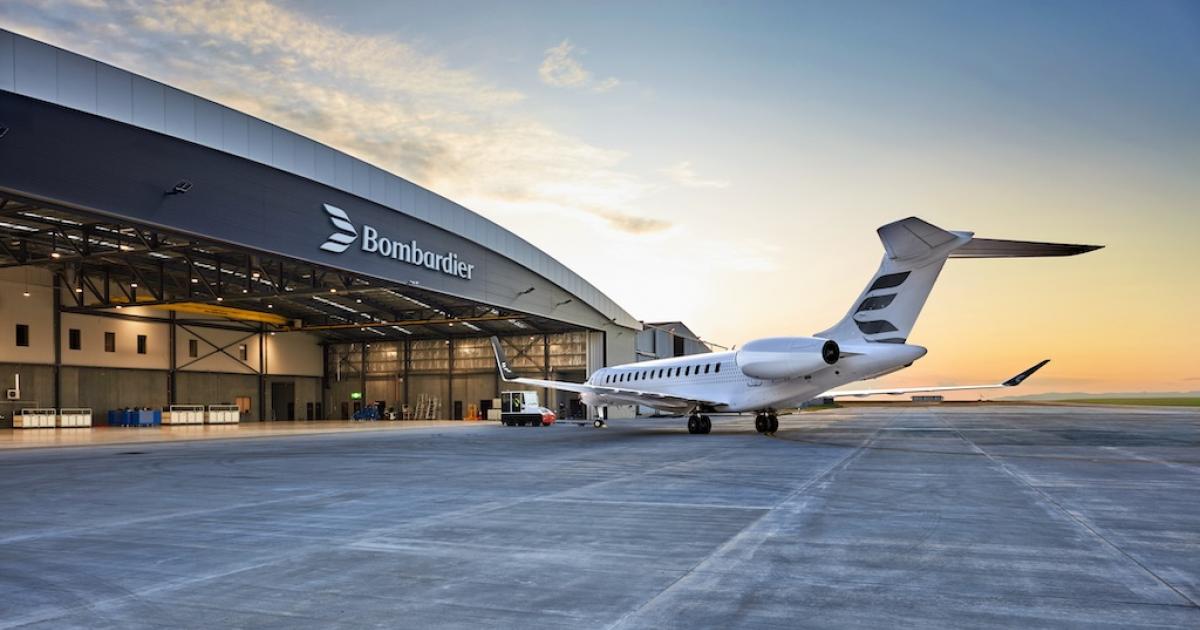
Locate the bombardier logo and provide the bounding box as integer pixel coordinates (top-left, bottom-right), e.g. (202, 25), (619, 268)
(318, 204), (474, 280)
(320, 204), (358, 253)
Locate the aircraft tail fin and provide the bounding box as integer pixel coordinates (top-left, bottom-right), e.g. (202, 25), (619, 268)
(816, 217), (1101, 345)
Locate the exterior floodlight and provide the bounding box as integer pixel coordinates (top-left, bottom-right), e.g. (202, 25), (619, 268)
(166, 180), (193, 195)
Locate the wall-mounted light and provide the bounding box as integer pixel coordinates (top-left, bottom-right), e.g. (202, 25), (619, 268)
(165, 180), (193, 196)
(0, 126), (9, 139)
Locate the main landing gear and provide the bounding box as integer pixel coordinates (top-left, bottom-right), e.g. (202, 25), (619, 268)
(593, 419), (607, 428)
(754, 412), (779, 435)
(687, 414), (712, 435)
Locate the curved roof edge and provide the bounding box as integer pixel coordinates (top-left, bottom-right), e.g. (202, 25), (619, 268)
(0, 28), (641, 330)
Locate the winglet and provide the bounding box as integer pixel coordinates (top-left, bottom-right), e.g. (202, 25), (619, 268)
(489, 336), (518, 381)
(1002, 359), (1050, 387)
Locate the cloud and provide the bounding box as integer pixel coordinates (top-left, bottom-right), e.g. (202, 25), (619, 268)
(662, 161), (731, 189)
(0, 1), (661, 233)
(538, 39), (620, 93)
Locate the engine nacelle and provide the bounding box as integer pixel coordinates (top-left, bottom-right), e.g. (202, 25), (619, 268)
(735, 336), (840, 380)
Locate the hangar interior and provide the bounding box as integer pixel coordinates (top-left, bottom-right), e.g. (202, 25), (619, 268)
(0, 193), (601, 423)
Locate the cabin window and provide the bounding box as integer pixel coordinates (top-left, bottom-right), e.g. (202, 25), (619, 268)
(715, 363), (721, 373)
(704, 364), (711, 374)
(685, 366), (691, 376)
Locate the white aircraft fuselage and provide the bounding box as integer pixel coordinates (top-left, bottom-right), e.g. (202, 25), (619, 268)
(581, 343), (926, 413)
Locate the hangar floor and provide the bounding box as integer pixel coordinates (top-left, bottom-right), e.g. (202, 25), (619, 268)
(1, 405), (1197, 628)
(0, 421), (470, 450)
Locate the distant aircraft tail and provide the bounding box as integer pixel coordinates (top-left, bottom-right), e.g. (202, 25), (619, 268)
(816, 217), (1101, 344)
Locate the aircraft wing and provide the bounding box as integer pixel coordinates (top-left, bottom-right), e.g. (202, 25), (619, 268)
(821, 360), (1050, 398)
(489, 337), (724, 410)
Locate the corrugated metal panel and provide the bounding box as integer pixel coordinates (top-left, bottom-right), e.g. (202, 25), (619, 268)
(0, 30), (14, 91)
(55, 50), (95, 113)
(96, 63), (132, 123)
(13, 35), (56, 101)
(195, 98), (223, 147)
(130, 75), (165, 132)
(163, 86), (195, 141)
(221, 106), (249, 157)
(246, 117), (272, 164)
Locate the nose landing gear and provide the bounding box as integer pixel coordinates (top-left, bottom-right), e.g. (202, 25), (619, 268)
(754, 413), (779, 435)
(687, 414), (712, 434)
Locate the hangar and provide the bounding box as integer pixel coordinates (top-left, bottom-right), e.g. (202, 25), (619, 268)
(0, 29), (644, 423)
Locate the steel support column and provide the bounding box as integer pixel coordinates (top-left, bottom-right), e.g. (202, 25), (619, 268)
(447, 338), (455, 420)
(258, 324), (266, 421)
(403, 339), (411, 414)
(543, 334), (551, 415)
(168, 310), (176, 405)
(52, 274), (61, 409)
(359, 343), (367, 413)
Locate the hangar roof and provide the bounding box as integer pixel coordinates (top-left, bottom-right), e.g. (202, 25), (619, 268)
(0, 28), (639, 331)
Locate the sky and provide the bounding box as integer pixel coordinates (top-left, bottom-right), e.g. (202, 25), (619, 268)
(2, 0), (1198, 395)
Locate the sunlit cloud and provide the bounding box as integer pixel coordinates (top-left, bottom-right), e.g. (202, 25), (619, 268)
(662, 160), (731, 189)
(538, 39), (620, 93)
(0, 0), (660, 233)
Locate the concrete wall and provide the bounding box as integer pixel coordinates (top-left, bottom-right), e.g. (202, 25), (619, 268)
(61, 366), (168, 415)
(0, 272), (54, 365)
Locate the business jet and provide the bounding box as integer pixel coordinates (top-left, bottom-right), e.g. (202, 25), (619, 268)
(490, 217), (1100, 434)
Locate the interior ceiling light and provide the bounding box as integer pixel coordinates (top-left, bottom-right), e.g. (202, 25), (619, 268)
(50, 252), (61, 259)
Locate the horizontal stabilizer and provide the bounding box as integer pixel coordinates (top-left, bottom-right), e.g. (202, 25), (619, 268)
(950, 238), (1102, 258)
(822, 359), (1051, 398)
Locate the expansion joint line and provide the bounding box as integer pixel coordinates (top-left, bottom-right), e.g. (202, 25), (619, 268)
(605, 418), (888, 630)
(940, 414), (1199, 609)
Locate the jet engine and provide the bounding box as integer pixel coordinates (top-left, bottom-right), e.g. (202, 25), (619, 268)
(735, 336), (840, 380)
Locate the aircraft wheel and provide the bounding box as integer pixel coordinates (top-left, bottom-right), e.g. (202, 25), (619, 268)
(768, 415), (779, 434)
(700, 415), (712, 434)
(687, 415), (700, 434)
(593, 419), (605, 428)
(754, 414), (769, 433)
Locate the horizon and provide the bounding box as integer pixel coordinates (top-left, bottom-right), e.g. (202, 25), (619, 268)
(2, 0), (1196, 396)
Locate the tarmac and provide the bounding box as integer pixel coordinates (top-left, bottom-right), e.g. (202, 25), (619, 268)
(0, 404), (1197, 628)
